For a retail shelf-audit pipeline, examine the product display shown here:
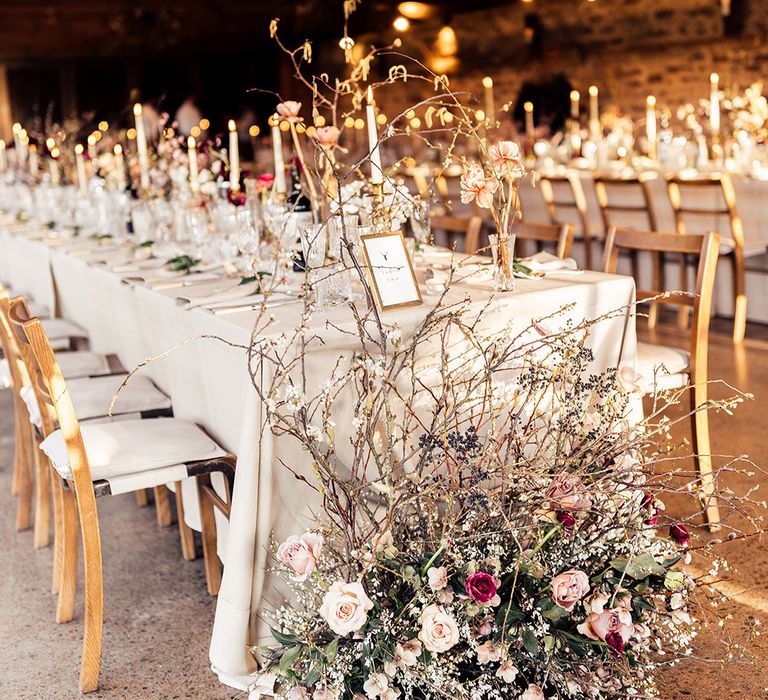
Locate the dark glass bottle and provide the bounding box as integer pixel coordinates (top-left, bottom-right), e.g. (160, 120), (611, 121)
(288, 161), (310, 272)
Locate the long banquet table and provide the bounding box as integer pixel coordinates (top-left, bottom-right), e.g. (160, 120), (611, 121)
(0, 220), (639, 689)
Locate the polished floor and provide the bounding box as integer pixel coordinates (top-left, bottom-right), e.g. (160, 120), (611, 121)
(1, 319), (768, 698)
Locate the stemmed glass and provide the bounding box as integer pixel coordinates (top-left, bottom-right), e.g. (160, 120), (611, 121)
(186, 207), (209, 258)
(409, 198), (431, 252)
(234, 208), (262, 275)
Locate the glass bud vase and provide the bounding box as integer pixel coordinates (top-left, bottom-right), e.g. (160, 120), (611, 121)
(488, 232), (516, 292)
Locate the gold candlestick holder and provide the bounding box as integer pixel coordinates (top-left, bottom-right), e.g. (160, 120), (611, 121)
(370, 181), (389, 232)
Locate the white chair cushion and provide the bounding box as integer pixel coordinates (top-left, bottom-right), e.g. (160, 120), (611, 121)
(56, 351), (112, 379)
(28, 301), (50, 318)
(41, 318), (88, 340)
(718, 238), (766, 257)
(0, 358), (9, 389)
(636, 341), (690, 393)
(20, 374), (171, 429)
(40, 417), (228, 481)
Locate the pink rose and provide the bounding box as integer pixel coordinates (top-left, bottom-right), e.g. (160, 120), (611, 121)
(460, 163), (498, 209)
(277, 101), (303, 123)
(315, 126), (340, 148)
(578, 607), (633, 645)
(551, 570), (590, 611)
(465, 572), (497, 604)
(545, 474), (591, 512)
(277, 531), (324, 582)
(256, 173), (275, 192)
(488, 140), (524, 177)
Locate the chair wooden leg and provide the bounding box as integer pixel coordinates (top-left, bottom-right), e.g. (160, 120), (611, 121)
(175, 481), (196, 561)
(33, 444), (52, 549)
(677, 253), (690, 328)
(648, 251), (662, 330)
(15, 418), (33, 532)
(583, 236), (592, 271)
(731, 251), (747, 344)
(11, 414), (22, 496)
(134, 489), (149, 507)
(51, 471), (63, 594)
(57, 486), (79, 623)
(74, 486), (104, 693)
(689, 383), (721, 531)
(153, 485), (173, 527)
(197, 476), (221, 596)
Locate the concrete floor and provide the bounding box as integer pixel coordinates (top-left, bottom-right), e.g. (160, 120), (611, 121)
(2, 316), (768, 698)
(0, 393), (233, 699)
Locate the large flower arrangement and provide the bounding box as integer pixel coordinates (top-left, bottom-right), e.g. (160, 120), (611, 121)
(239, 284), (752, 700)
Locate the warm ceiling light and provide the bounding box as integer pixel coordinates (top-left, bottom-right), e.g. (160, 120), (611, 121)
(199, 118), (210, 130)
(45, 137), (55, 150)
(436, 24), (457, 56)
(354, 118), (365, 130)
(339, 36), (355, 50)
(98, 120), (108, 131)
(190, 125), (201, 138)
(344, 116), (355, 128)
(482, 76), (493, 89)
(409, 117), (422, 128)
(248, 125), (260, 137)
(279, 120), (291, 132)
(393, 16), (410, 31)
(314, 115), (327, 127)
(397, 2), (433, 20)
(126, 128), (137, 140)
(376, 113), (388, 125)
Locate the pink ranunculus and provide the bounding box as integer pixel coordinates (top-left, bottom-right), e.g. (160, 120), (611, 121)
(460, 163), (498, 209)
(669, 522), (690, 546)
(315, 126), (340, 148)
(488, 141), (525, 177)
(277, 101), (303, 123)
(551, 570), (590, 612)
(545, 474), (592, 512)
(577, 607), (633, 645)
(277, 531), (324, 582)
(465, 572), (498, 604)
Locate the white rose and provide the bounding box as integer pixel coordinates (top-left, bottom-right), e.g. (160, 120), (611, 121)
(418, 604), (460, 653)
(427, 566), (448, 591)
(319, 581), (374, 636)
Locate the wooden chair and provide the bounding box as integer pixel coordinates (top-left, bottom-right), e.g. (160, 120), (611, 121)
(594, 174), (663, 327)
(9, 297), (236, 693)
(667, 174), (766, 343)
(514, 221), (575, 260)
(430, 214), (484, 254)
(603, 226), (721, 529)
(538, 173), (595, 270)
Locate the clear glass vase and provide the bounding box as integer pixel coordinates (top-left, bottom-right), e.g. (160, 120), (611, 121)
(488, 232), (516, 292)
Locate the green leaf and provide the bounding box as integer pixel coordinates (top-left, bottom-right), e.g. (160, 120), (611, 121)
(304, 664), (321, 687)
(165, 254), (200, 271)
(522, 626), (540, 656)
(278, 646), (302, 673)
(270, 627), (300, 646)
(541, 604), (568, 621)
(325, 637), (339, 661)
(611, 554), (666, 579)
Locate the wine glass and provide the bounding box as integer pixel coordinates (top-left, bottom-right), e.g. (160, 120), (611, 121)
(234, 209), (262, 274)
(409, 198), (431, 252)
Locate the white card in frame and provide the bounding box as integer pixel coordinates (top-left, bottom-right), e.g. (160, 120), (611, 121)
(359, 230), (423, 311)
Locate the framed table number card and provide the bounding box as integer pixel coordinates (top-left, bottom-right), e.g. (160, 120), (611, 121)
(359, 230), (423, 311)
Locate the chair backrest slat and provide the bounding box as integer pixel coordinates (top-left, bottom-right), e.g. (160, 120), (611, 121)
(594, 175), (657, 236)
(515, 221), (575, 259)
(430, 214), (484, 254)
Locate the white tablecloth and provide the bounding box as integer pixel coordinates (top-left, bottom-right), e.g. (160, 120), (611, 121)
(0, 223), (638, 689)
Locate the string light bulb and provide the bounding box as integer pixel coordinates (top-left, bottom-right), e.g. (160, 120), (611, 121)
(393, 16), (410, 31)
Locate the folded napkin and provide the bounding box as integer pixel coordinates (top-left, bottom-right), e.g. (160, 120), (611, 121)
(522, 251), (579, 273)
(206, 292), (298, 313)
(177, 280), (258, 307)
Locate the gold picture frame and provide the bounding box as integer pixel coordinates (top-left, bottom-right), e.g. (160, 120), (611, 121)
(359, 230), (423, 312)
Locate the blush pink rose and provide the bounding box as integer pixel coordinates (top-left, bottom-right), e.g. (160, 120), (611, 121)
(460, 163), (498, 209)
(577, 607), (633, 645)
(551, 570), (590, 611)
(418, 604), (460, 653)
(277, 531), (324, 582)
(319, 581), (374, 636)
(545, 474), (592, 512)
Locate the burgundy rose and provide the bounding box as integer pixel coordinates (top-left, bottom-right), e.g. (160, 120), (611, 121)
(465, 572), (497, 604)
(641, 493), (658, 526)
(605, 630), (625, 657)
(557, 511), (576, 530)
(669, 522), (690, 546)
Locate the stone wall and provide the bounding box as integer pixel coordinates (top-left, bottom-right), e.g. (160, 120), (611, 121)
(378, 0), (768, 123)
